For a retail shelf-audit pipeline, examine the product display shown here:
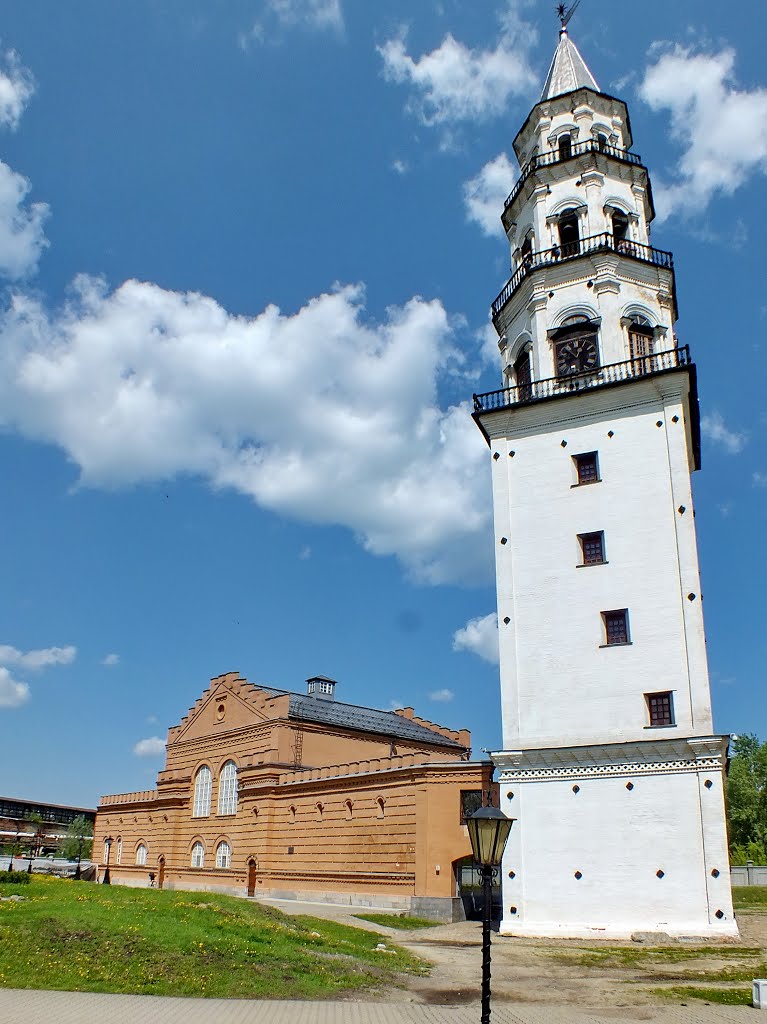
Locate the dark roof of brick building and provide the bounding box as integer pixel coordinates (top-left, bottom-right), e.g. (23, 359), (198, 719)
(256, 686), (466, 750)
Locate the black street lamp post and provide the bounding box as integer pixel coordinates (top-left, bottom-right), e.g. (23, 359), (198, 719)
(7, 824), (20, 873)
(74, 835), (84, 880)
(103, 836), (113, 885)
(466, 806), (515, 1024)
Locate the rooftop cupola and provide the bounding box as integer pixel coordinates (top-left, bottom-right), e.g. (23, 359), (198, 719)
(306, 675), (337, 701)
(541, 23), (599, 100)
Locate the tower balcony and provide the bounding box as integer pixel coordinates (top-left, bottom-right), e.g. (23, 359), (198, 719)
(503, 139), (644, 225)
(473, 345), (693, 416)
(492, 232), (674, 323)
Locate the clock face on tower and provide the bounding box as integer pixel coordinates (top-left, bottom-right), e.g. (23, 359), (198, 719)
(555, 333), (599, 376)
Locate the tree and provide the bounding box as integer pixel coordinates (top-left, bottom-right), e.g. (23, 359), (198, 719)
(6, 820), (22, 871)
(60, 816), (93, 877)
(27, 812), (48, 859)
(726, 734), (767, 864)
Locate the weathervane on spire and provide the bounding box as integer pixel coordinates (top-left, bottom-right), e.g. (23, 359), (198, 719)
(557, 1), (581, 30)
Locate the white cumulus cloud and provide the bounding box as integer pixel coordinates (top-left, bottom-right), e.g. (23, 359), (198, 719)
(639, 45), (767, 220)
(452, 613), (499, 665)
(428, 688), (454, 702)
(133, 736), (166, 758)
(0, 644), (76, 670)
(102, 653), (120, 667)
(701, 411), (747, 455)
(754, 472), (767, 489)
(0, 161), (49, 279)
(379, 3), (535, 128)
(268, 0), (342, 31)
(0, 643), (75, 709)
(464, 153), (517, 237)
(0, 667), (30, 708)
(0, 277), (492, 584)
(240, 0), (343, 46)
(0, 49), (35, 130)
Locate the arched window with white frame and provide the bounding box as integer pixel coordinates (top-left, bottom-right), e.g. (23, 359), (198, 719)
(218, 760), (238, 816)
(136, 843), (147, 866)
(216, 840), (231, 869)
(193, 765), (212, 818)
(116, 837), (122, 865)
(191, 842), (205, 868)
(626, 314), (656, 373)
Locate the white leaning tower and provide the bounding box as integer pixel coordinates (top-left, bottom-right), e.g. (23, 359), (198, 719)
(472, 17), (737, 939)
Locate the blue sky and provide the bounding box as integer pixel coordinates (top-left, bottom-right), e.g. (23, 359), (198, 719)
(1, 0), (765, 808)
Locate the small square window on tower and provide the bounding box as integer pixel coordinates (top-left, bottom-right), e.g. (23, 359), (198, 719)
(646, 691), (675, 728)
(573, 452), (600, 486)
(602, 609), (630, 646)
(579, 531), (605, 565)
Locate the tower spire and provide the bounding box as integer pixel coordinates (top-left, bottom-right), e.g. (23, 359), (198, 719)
(543, 4), (598, 100)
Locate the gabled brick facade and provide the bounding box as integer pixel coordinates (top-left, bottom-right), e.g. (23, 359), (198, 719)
(94, 672), (495, 920)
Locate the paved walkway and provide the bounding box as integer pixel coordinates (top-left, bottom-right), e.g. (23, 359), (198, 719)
(0, 990), (757, 1024)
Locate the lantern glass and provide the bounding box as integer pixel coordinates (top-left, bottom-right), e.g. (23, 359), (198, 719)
(467, 807), (514, 867)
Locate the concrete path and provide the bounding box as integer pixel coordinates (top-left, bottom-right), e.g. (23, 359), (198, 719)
(0, 990), (757, 1024)
(257, 896), (399, 932)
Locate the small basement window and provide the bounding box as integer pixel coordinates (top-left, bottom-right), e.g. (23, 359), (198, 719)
(602, 609), (630, 646)
(573, 452), (600, 486)
(647, 692), (675, 727)
(579, 532), (605, 565)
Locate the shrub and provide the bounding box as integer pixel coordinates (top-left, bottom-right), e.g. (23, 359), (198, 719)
(1, 870), (31, 885)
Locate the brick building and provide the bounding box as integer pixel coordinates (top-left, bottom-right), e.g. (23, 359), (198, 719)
(93, 672), (495, 921)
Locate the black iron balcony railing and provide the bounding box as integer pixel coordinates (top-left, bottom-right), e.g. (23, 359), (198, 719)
(473, 346), (692, 415)
(504, 139), (644, 212)
(492, 232), (674, 319)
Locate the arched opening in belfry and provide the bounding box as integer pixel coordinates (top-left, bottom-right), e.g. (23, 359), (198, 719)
(558, 134), (572, 160)
(514, 348), (532, 398)
(557, 210), (580, 257)
(612, 209), (630, 248)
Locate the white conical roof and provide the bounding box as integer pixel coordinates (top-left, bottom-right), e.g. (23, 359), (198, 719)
(541, 28), (599, 100)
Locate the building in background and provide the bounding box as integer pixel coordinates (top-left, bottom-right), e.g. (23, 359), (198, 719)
(0, 797), (96, 857)
(93, 672), (495, 921)
(472, 16), (736, 938)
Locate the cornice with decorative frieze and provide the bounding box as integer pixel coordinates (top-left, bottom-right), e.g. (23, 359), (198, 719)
(493, 736), (728, 783)
(168, 721), (277, 753)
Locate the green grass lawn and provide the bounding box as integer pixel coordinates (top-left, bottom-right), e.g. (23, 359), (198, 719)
(552, 945), (763, 968)
(550, 936), (766, 1008)
(733, 886), (767, 911)
(653, 985), (753, 1006)
(0, 876), (428, 999)
(352, 913), (440, 930)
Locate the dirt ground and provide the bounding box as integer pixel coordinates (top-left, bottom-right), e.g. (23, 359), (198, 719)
(261, 898), (766, 1010)
(383, 912), (767, 1009)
